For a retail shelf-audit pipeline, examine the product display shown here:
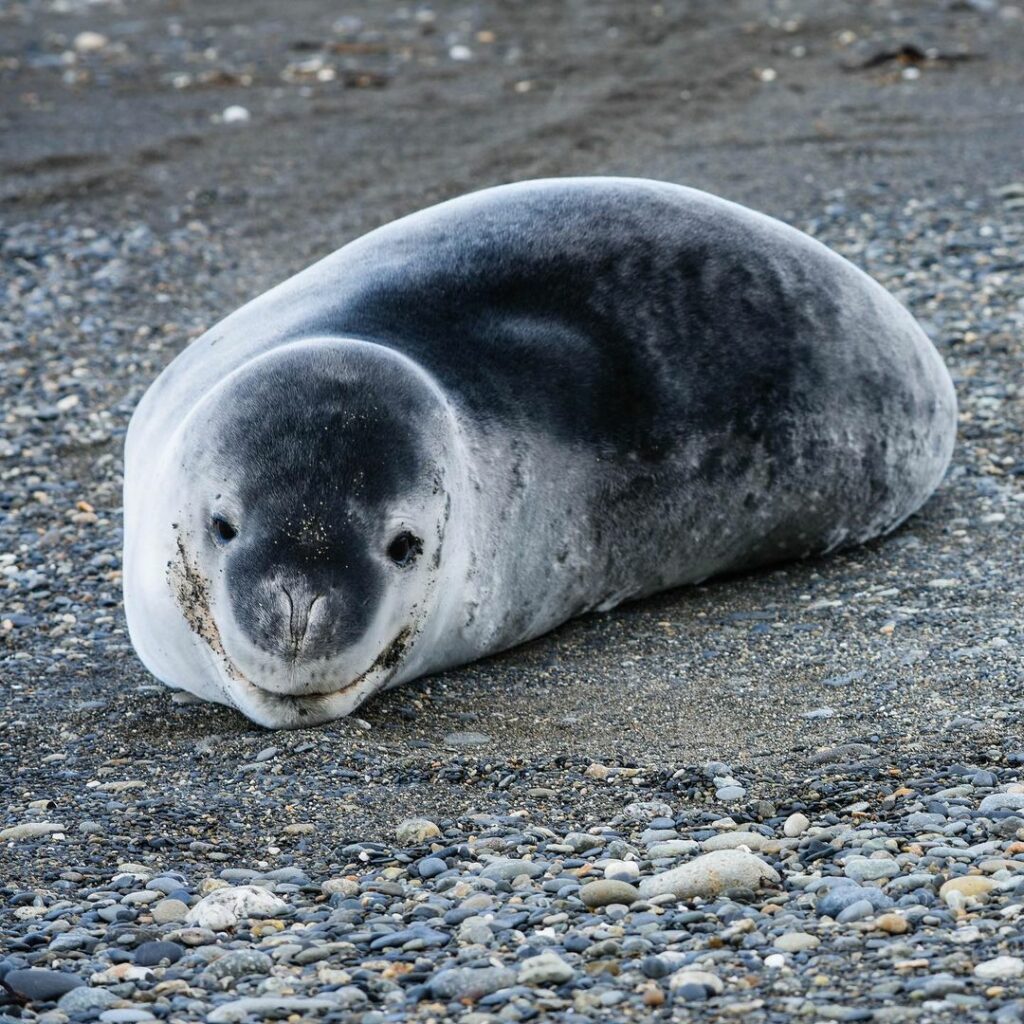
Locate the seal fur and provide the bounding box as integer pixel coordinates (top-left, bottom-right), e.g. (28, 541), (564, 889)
(123, 178), (957, 727)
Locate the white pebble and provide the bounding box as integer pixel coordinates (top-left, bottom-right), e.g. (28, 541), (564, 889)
(638, 849), (780, 900)
(783, 812), (810, 837)
(185, 885), (286, 931)
(74, 31), (108, 53)
(221, 105), (251, 124)
(974, 955), (1024, 980)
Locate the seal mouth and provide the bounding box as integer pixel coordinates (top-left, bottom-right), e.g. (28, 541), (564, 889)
(231, 626), (414, 710)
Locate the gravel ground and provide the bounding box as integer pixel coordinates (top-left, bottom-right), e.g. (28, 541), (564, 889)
(3, 0), (1024, 1021)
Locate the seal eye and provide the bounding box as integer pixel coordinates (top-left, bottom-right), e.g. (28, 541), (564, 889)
(211, 516), (237, 544)
(387, 531), (422, 567)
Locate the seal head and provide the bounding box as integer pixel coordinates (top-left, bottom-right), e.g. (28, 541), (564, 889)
(162, 338), (461, 727)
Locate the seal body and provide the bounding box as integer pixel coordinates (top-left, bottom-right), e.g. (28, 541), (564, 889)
(123, 178), (956, 728)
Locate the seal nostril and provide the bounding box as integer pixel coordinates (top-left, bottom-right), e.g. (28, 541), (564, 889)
(283, 588), (322, 658)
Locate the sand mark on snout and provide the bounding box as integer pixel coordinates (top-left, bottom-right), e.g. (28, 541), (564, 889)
(168, 532), (244, 681)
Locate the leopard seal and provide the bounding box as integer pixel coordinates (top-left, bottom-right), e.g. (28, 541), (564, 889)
(123, 177), (957, 728)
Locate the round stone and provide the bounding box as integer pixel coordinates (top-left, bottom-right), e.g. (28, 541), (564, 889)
(185, 885), (287, 930)
(773, 932), (820, 953)
(430, 966), (517, 1000)
(208, 949), (273, 980)
(604, 859), (641, 881)
(417, 857), (447, 878)
(480, 858), (546, 881)
(716, 785), (746, 802)
(395, 818), (441, 845)
(74, 31), (108, 52)
(641, 955), (674, 979)
(783, 813), (810, 837)
(133, 940), (184, 967)
(321, 877), (359, 897)
(843, 857), (900, 882)
(151, 898), (188, 924)
(4, 968), (84, 1002)
(939, 876), (997, 901)
(0, 822), (65, 841)
(875, 913), (910, 934)
(638, 849), (780, 900)
(837, 899), (876, 924)
(702, 830), (768, 852)
(443, 731), (491, 747)
(517, 950), (576, 986)
(975, 956), (1024, 980)
(57, 986), (119, 1014)
(580, 880), (640, 908)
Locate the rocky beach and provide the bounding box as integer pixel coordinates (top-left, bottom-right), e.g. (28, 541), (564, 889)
(3, 0), (1024, 1021)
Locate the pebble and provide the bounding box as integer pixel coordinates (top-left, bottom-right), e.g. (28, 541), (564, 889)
(939, 875), (997, 901)
(702, 830), (769, 851)
(321, 877), (360, 897)
(479, 858), (546, 881)
(774, 931), (821, 952)
(604, 859), (641, 880)
(208, 949), (273, 979)
(0, 822), (65, 841)
(395, 817), (441, 844)
(638, 849), (780, 899)
(431, 966), (517, 1000)
(4, 968), (84, 1002)
(57, 986), (119, 1014)
(843, 857), (901, 882)
(133, 940), (184, 966)
(980, 793), (1024, 813)
(715, 785), (746, 802)
(221, 105), (251, 124)
(975, 956), (1024, 980)
(206, 998), (339, 1023)
(151, 897), (189, 923)
(185, 885), (287, 930)
(418, 856), (447, 878)
(73, 30), (109, 52)
(579, 879), (640, 907)
(837, 899), (876, 924)
(784, 812), (810, 837)
(875, 913), (910, 934)
(517, 950), (576, 986)
(817, 887), (895, 918)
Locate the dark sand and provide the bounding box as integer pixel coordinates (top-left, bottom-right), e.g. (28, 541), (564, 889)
(2, 0), (1023, 859)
